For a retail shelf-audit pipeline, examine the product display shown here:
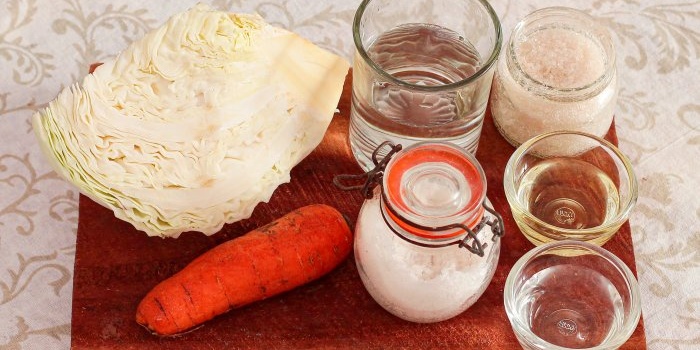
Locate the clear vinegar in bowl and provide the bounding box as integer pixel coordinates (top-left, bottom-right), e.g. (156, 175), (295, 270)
(504, 240), (641, 350)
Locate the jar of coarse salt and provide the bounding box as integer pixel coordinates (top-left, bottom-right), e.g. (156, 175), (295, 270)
(490, 7), (618, 147)
(335, 142), (504, 323)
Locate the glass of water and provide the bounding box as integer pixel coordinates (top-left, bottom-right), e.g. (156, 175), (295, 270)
(349, 0), (502, 170)
(504, 240), (641, 349)
(504, 131), (638, 246)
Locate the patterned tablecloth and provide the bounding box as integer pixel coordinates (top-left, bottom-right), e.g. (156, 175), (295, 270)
(1, 0), (698, 349)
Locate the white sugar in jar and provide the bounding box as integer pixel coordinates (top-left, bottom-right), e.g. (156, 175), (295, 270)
(490, 7), (618, 148)
(352, 142), (503, 323)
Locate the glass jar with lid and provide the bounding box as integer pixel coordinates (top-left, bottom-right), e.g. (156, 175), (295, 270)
(336, 142), (504, 323)
(489, 7), (618, 147)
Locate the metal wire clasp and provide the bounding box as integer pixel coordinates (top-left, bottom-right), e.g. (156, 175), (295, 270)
(457, 203), (506, 256)
(333, 141), (505, 257)
(332, 141), (402, 199)
(380, 193), (504, 257)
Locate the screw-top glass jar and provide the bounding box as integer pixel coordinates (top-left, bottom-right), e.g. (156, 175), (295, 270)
(489, 7), (618, 147)
(339, 142), (503, 323)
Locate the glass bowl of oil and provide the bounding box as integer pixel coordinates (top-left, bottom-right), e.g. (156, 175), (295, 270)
(504, 130), (637, 246)
(504, 240), (641, 349)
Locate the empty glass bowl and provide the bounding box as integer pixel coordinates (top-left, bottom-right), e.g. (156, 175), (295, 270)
(504, 240), (641, 350)
(504, 131), (637, 246)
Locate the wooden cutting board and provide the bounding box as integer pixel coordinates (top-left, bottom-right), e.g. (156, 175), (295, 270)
(71, 69), (646, 349)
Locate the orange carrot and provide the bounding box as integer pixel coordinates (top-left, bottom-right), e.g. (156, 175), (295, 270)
(135, 204), (353, 336)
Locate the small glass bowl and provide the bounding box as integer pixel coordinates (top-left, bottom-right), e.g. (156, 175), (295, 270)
(504, 131), (637, 246)
(504, 240), (641, 350)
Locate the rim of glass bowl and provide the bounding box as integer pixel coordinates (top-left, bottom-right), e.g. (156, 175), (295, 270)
(352, 0), (503, 93)
(503, 240), (642, 350)
(503, 130), (638, 240)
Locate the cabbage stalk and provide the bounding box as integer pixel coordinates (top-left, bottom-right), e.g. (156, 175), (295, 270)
(32, 4), (350, 238)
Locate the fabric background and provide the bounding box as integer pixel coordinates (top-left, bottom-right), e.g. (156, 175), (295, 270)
(0, 0), (698, 348)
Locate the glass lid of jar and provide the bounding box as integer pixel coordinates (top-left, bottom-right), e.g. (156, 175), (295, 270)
(333, 141), (503, 257)
(383, 142), (486, 240)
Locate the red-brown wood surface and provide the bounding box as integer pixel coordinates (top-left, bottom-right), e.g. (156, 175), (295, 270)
(71, 70), (646, 349)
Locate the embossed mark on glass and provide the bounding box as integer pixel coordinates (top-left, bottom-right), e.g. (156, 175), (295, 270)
(349, 0), (502, 170)
(504, 131), (637, 246)
(504, 240), (641, 350)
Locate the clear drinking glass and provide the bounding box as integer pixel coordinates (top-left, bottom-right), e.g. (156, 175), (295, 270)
(504, 131), (637, 246)
(504, 240), (641, 350)
(349, 0), (502, 170)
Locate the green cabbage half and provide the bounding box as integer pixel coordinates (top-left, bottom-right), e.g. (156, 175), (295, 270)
(33, 4), (349, 238)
